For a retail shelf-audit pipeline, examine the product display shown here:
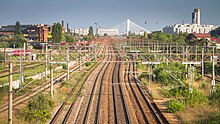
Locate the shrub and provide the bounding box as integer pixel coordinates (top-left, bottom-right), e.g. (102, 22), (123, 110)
(85, 62), (92, 67)
(210, 87), (220, 103)
(184, 90), (208, 106)
(167, 100), (184, 113)
(139, 73), (148, 79)
(153, 63), (185, 85)
(17, 93), (54, 123)
(62, 64), (67, 70)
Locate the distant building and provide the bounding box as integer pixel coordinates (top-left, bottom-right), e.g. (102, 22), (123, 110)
(163, 8), (217, 34)
(192, 8), (201, 25)
(72, 28), (89, 36)
(0, 24), (52, 42)
(98, 28), (118, 36)
(216, 38), (220, 49)
(0, 25), (33, 35)
(188, 33), (211, 41)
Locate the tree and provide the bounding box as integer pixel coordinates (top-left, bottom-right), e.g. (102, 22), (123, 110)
(15, 21), (22, 35)
(88, 26), (94, 36)
(65, 33), (77, 43)
(210, 27), (220, 38)
(52, 23), (62, 43)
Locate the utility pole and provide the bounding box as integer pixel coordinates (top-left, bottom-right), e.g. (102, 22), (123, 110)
(211, 46), (216, 95)
(50, 63), (53, 98)
(67, 45), (70, 80)
(166, 43), (169, 65)
(8, 62), (13, 124)
(79, 49), (81, 71)
(50, 50), (53, 98)
(45, 43), (48, 80)
(4, 44), (6, 66)
(148, 64), (152, 89)
(19, 48), (23, 89)
(201, 47), (204, 76)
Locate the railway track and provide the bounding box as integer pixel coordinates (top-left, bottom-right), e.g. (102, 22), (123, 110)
(112, 62), (130, 124)
(49, 45), (106, 124)
(130, 62), (169, 124)
(72, 49), (108, 123)
(115, 45), (169, 123)
(0, 46), (104, 113)
(48, 43), (170, 124)
(49, 61), (99, 124)
(0, 62), (83, 113)
(81, 57), (109, 124)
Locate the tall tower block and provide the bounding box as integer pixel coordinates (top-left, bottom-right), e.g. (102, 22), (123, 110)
(192, 8), (201, 25)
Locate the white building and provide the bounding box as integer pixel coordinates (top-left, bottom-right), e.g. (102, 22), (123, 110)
(163, 8), (217, 34)
(98, 28), (118, 36)
(72, 28), (89, 35)
(163, 24), (216, 34)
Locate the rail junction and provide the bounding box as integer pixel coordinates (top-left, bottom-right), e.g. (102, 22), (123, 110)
(1, 37), (220, 123)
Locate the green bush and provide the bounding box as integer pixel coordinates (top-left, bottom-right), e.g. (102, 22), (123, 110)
(167, 86), (188, 98)
(153, 63), (185, 85)
(139, 73), (148, 79)
(17, 93), (54, 124)
(167, 100), (184, 113)
(0, 53), (4, 63)
(62, 64), (67, 70)
(85, 62), (92, 67)
(210, 87), (220, 103)
(184, 90), (208, 106)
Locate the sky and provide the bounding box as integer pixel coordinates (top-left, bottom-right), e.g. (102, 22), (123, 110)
(0, 0), (220, 31)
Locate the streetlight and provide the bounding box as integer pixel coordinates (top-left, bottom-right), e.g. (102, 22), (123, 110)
(94, 23), (98, 37)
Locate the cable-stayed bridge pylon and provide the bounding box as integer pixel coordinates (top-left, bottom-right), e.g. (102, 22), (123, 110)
(112, 19), (151, 35)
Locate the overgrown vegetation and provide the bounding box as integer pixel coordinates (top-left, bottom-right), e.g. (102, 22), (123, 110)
(148, 32), (188, 44)
(85, 62), (92, 67)
(204, 62), (220, 75)
(153, 63), (186, 85)
(0, 86), (8, 105)
(136, 60), (220, 122)
(210, 26), (220, 38)
(167, 100), (184, 113)
(17, 93), (54, 124)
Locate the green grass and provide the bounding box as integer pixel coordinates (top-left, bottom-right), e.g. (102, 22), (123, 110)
(0, 64), (4, 70)
(0, 74), (20, 85)
(198, 112), (220, 124)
